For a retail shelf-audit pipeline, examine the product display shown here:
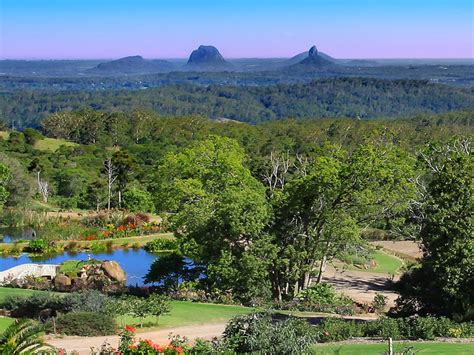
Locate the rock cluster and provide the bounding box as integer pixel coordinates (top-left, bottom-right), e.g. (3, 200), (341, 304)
(54, 260), (126, 293)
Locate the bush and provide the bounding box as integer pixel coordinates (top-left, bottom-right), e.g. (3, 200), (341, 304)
(62, 290), (116, 315)
(51, 311), (116, 336)
(0, 292), (65, 318)
(222, 313), (319, 353)
(364, 317), (402, 339)
(144, 238), (178, 252)
(25, 238), (48, 253)
(123, 188), (155, 213)
(318, 318), (363, 342)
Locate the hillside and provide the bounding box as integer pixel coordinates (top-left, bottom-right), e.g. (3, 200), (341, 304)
(1, 77), (473, 127)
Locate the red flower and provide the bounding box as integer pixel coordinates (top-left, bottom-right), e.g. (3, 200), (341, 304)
(125, 325), (136, 332)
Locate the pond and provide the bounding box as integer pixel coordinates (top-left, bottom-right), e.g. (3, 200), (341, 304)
(0, 248), (161, 286)
(0, 226), (39, 243)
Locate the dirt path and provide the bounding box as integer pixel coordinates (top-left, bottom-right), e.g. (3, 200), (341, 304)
(324, 265), (399, 306)
(47, 323), (226, 354)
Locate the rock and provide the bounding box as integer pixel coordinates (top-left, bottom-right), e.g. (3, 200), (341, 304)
(186, 45), (232, 70)
(54, 274), (71, 288)
(308, 45), (318, 58)
(102, 260), (126, 283)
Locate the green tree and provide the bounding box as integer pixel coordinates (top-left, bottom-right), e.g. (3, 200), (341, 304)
(155, 136), (270, 299)
(112, 149), (137, 207)
(397, 139), (473, 320)
(269, 143), (416, 300)
(22, 128), (43, 145)
(123, 187), (154, 213)
(0, 163), (10, 208)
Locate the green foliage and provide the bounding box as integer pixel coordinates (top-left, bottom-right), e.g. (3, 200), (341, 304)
(25, 238), (48, 253)
(222, 312), (319, 354)
(319, 316), (474, 342)
(0, 163), (10, 208)
(154, 136), (270, 301)
(144, 238), (178, 252)
(396, 139), (473, 320)
(371, 293), (388, 314)
(127, 295), (171, 327)
(0, 319), (53, 354)
(22, 128), (44, 145)
(52, 311), (117, 336)
(123, 187), (155, 212)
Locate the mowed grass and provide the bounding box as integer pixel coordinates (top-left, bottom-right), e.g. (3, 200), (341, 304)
(346, 250), (404, 274)
(310, 342), (474, 354)
(0, 316), (14, 333)
(0, 287), (49, 302)
(119, 301), (254, 330)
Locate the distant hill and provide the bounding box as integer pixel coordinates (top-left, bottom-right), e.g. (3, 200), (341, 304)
(289, 46), (337, 70)
(185, 45), (233, 71)
(91, 56), (175, 74)
(284, 48), (338, 66)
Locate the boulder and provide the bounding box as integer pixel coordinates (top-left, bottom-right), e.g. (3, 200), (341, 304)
(102, 260), (126, 283)
(54, 274), (72, 288)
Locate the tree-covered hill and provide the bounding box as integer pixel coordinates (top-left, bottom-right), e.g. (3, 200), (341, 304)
(1, 78), (473, 128)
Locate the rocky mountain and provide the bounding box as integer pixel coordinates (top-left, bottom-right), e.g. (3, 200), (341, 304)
(296, 45), (336, 68)
(185, 45), (232, 71)
(91, 55), (175, 74)
(285, 47), (338, 66)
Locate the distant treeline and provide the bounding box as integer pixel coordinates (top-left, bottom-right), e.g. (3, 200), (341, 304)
(1, 78), (473, 128)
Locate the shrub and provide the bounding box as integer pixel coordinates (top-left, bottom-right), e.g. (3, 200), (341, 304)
(364, 317), (402, 339)
(51, 311), (116, 336)
(372, 293), (388, 314)
(222, 313), (319, 353)
(62, 290), (115, 315)
(0, 292), (64, 318)
(144, 238), (178, 252)
(318, 318), (363, 342)
(25, 238), (48, 253)
(90, 240), (107, 253)
(123, 188), (155, 213)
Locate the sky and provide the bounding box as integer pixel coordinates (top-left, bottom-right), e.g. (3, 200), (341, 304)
(0, 0), (473, 59)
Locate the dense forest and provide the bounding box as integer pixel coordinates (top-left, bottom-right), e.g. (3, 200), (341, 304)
(1, 78), (473, 128)
(0, 109), (472, 320)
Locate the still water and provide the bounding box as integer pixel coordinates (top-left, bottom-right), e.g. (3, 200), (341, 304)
(0, 248), (159, 286)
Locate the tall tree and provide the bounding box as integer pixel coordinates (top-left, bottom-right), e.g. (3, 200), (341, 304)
(269, 142), (416, 300)
(155, 136), (270, 299)
(397, 138), (473, 320)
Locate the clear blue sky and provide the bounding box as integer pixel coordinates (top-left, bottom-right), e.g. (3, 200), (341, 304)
(0, 0), (472, 59)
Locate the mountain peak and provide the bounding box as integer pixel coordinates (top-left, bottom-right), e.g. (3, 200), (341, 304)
(308, 45), (318, 58)
(186, 45), (231, 70)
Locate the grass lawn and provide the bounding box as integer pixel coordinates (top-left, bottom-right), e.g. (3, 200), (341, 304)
(310, 342), (474, 354)
(118, 301), (254, 330)
(34, 137), (77, 152)
(0, 287), (50, 302)
(346, 250), (404, 274)
(0, 316), (14, 333)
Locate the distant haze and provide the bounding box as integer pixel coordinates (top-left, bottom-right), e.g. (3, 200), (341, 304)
(1, 0), (473, 59)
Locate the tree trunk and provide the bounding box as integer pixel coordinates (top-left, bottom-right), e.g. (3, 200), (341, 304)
(316, 254), (327, 284)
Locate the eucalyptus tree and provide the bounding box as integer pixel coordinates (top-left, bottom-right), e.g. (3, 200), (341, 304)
(269, 142), (416, 300)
